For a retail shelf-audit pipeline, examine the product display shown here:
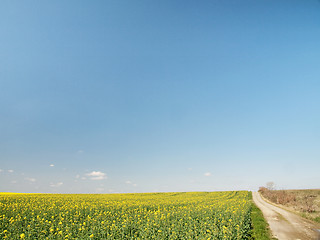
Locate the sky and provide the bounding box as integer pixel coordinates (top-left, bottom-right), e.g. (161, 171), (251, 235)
(1, 0), (320, 193)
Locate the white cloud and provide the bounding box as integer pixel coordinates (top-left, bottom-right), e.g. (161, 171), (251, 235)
(75, 175), (80, 179)
(86, 171), (107, 180)
(50, 164), (54, 167)
(77, 150), (84, 154)
(0, 169), (3, 173)
(188, 168), (192, 171)
(204, 172), (211, 177)
(96, 187), (104, 193)
(50, 182), (63, 188)
(11, 180), (17, 184)
(125, 180), (137, 187)
(8, 170), (14, 173)
(25, 177), (36, 182)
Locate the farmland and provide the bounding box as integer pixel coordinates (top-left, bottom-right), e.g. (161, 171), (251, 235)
(259, 188), (320, 223)
(0, 191), (257, 239)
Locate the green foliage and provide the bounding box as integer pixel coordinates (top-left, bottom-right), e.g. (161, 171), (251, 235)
(0, 191), (256, 239)
(250, 194), (276, 240)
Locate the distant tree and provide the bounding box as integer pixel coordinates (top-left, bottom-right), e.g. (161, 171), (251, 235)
(266, 182), (275, 190)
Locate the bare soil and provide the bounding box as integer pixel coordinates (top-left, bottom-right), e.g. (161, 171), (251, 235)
(252, 192), (320, 240)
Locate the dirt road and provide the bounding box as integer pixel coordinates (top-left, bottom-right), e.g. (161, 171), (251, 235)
(252, 192), (320, 240)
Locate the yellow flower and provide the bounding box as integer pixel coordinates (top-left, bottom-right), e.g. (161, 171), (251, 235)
(20, 233), (25, 239)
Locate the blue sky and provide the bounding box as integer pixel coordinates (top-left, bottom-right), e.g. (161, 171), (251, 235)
(1, 0), (320, 193)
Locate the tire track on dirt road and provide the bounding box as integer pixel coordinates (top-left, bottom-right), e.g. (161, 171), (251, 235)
(252, 192), (320, 240)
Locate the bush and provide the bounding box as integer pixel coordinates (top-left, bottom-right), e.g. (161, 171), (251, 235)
(258, 188), (296, 205)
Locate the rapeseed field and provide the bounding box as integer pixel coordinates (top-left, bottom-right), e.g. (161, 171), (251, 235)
(0, 191), (252, 239)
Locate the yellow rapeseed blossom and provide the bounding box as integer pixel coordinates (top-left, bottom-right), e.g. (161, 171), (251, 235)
(0, 191), (251, 239)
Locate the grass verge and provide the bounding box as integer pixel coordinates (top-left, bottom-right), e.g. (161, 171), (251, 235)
(250, 193), (277, 240)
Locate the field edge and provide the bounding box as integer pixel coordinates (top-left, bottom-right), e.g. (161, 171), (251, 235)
(250, 192), (277, 240)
